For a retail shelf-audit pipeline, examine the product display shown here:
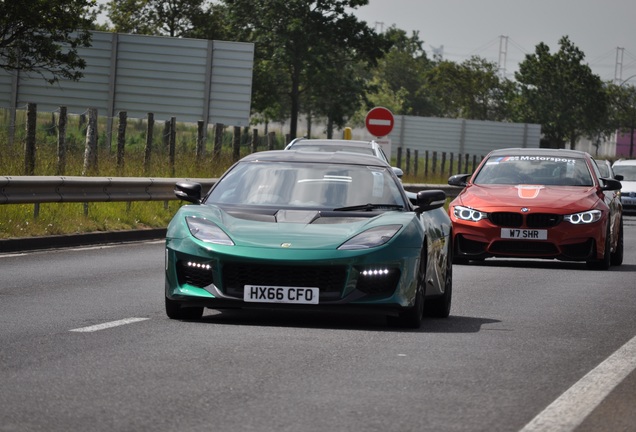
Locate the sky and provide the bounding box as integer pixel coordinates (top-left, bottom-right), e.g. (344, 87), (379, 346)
(353, 0), (636, 84)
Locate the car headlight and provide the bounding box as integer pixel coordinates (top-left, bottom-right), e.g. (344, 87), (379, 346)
(453, 205), (488, 222)
(564, 210), (602, 224)
(338, 225), (402, 250)
(185, 216), (234, 245)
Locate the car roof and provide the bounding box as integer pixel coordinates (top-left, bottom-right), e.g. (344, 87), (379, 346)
(612, 159), (636, 166)
(239, 149), (389, 166)
(287, 138), (379, 148)
(487, 148), (591, 158)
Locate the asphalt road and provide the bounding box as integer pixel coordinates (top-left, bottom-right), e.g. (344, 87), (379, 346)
(1, 216), (636, 432)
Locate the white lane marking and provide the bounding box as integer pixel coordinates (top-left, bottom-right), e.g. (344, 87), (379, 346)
(70, 317), (149, 333)
(520, 335), (636, 432)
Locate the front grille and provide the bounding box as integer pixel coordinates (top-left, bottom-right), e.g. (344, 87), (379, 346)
(490, 240), (558, 255)
(177, 261), (215, 288)
(222, 263), (347, 298)
(489, 212), (522, 227)
(488, 212), (562, 228)
(527, 213), (562, 228)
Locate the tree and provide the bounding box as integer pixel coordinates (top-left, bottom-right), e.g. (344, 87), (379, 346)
(371, 27), (435, 116)
(0, 0), (95, 83)
(106, 0), (211, 37)
(223, 0), (389, 139)
(606, 81), (636, 157)
(515, 36), (607, 148)
(424, 56), (512, 121)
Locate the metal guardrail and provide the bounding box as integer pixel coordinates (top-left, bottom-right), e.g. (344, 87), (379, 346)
(0, 176), (461, 205)
(0, 176), (218, 204)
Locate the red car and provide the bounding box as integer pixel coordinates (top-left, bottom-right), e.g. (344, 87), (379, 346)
(448, 148), (623, 269)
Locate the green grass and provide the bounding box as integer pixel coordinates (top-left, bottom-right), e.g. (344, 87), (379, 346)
(0, 108), (454, 240)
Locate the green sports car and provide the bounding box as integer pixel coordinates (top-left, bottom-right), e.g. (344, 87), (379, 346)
(165, 150), (453, 328)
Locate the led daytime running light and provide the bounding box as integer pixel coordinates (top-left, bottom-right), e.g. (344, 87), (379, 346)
(361, 268), (391, 277)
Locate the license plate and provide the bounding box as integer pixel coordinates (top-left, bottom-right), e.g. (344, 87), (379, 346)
(501, 228), (547, 240)
(244, 285), (319, 304)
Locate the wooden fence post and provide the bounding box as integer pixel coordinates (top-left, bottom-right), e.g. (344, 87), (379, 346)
(24, 103), (37, 176)
(196, 120), (205, 160)
(116, 111), (127, 173)
(214, 123), (224, 160)
(414, 150), (419, 177)
(441, 152), (447, 177)
(144, 113), (154, 174)
(233, 126), (241, 162)
(449, 153), (454, 178)
(82, 108), (98, 176)
(251, 128), (259, 153)
(169, 117), (176, 176)
(405, 148), (411, 175)
(424, 150), (429, 178)
(396, 147), (402, 169)
(57, 106), (67, 175)
(267, 131), (275, 150)
(432, 151), (437, 175)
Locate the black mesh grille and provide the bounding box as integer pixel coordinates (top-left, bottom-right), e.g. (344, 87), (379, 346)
(489, 212), (523, 227)
(490, 241), (558, 255)
(222, 263), (347, 298)
(526, 213), (562, 228)
(176, 261), (215, 288)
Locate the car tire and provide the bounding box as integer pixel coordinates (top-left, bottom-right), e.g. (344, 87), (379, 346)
(610, 217), (624, 266)
(587, 224), (611, 270)
(425, 244), (453, 318)
(165, 296), (204, 320)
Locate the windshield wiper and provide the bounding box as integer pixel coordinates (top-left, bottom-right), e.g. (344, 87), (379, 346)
(332, 203), (404, 212)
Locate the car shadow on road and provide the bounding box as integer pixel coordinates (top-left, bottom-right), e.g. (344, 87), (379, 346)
(192, 308), (500, 333)
(458, 258), (634, 271)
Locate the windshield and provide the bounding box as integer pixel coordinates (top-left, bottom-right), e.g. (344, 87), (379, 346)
(612, 165), (636, 181)
(207, 161), (406, 209)
(474, 155), (594, 186)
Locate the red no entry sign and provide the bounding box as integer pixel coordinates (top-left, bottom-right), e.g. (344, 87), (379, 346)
(365, 107), (395, 137)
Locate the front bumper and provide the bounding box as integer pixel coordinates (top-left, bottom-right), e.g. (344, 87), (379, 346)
(450, 217), (606, 261)
(164, 237), (422, 311)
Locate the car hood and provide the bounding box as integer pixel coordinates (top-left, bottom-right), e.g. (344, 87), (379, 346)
(169, 205), (421, 249)
(455, 184), (601, 212)
(619, 180), (636, 194)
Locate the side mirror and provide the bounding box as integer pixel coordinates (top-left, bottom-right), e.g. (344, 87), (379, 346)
(415, 189), (446, 213)
(392, 166), (404, 179)
(175, 182), (202, 204)
(448, 174), (471, 187)
(614, 174), (624, 181)
(601, 178), (622, 192)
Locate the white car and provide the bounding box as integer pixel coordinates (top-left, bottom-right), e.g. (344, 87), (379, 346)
(612, 159), (636, 213)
